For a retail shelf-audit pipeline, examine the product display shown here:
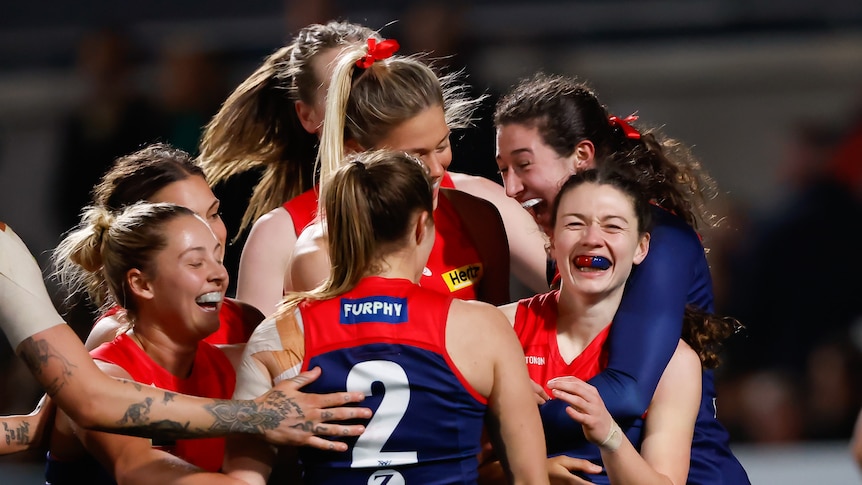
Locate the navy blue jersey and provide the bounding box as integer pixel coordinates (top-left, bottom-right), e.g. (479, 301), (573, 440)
(297, 276), (487, 484)
(689, 371), (751, 484)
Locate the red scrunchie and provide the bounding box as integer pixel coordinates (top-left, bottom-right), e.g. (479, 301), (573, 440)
(356, 38), (400, 69)
(608, 114), (641, 140)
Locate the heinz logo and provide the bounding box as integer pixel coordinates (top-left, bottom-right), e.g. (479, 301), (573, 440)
(443, 263), (483, 292)
(340, 296), (407, 324)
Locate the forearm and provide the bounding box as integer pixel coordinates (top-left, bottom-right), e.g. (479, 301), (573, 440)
(115, 451), (246, 485)
(601, 438), (673, 485)
(17, 325), (274, 439)
(588, 222), (700, 418)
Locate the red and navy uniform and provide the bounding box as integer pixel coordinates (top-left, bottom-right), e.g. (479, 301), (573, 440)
(45, 334), (235, 483)
(296, 276), (487, 484)
(283, 173), (484, 301)
(514, 291), (644, 484)
(99, 298), (251, 345)
(525, 211), (751, 485)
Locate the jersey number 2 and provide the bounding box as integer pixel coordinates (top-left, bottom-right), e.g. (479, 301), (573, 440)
(347, 360), (418, 468)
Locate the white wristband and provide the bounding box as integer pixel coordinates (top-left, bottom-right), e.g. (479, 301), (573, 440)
(599, 421), (623, 452)
(0, 223), (65, 349)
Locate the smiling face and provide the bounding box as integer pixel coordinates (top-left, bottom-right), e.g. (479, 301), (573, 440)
(496, 122), (578, 230)
(373, 105), (451, 204)
(149, 175), (226, 247)
(551, 181), (649, 301)
(136, 214), (228, 342)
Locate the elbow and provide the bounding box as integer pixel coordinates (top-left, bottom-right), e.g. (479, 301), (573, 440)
(591, 372), (652, 419)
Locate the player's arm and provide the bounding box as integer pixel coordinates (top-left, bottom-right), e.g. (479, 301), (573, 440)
(70, 362), (244, 485)
(236, 208), (297, 316)
(449, 173), (549, 294)
(548, 340), (701, 485)
(0, 393), (54, 455)
(449, 300), (549, 484)
(446, 188), (511, 305)
(587, 219), (705, 418)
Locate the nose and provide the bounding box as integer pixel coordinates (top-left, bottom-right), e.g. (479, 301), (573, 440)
(502, 170), (524, 198)
(580, 223), (604, 246)
(423, 153), (446, 181)
(209, 260), (229, 288)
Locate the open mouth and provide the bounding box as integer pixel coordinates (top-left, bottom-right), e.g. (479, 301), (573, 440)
(574, 255), (611, 272)
(521, 198), (542, 210)
(195, 291), (223, 311)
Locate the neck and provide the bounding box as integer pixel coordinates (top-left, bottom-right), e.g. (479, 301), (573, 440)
(127, 315), (198, 378)
(373, 248), (425, 284)
(555, 285), (623, 346)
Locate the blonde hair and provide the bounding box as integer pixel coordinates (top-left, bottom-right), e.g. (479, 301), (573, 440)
(276, 150), (433, 317)
(52, 202), (196, 320)
(317, 42), (483, 205)
(198, 21), (378, 238)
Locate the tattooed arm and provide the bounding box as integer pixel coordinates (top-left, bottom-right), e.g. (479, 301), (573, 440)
(16, 325), (367, 448)
(1, 222), (368, 449)
(0, 394), (54, 455)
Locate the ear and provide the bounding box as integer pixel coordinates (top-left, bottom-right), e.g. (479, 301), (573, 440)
(414, 211), (432, 245)
(633, 233), (651, 265)
(126, 268), (155, 301)
(294, 100), (320, 134)
(573, 140), (596, 170)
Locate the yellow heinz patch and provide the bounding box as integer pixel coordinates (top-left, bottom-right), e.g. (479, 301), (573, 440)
(443, 263), (483, 292)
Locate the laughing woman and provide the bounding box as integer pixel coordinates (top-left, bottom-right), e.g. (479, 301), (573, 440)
(45, 202), (244, 485)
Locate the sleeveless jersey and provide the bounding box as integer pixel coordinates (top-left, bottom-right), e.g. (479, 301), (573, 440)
(99, 298), (250, 345)
(513, 291), (639, 484)
(90, 334), (235, 471)
(297, 276), (487, 484)
(514, 290), (749, 484)
(282, 173), (483, 300)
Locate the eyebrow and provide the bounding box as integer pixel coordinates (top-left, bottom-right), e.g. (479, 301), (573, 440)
(561, 212), (631, 224)
(207, 198), (220, 213)
(497, 147), (533, 160)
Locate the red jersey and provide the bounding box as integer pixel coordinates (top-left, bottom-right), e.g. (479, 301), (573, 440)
(99, 298), (250, 345)
(282, 173), (483, 300)
(90, 334), (236, 472)
(513, 291), (611, 395)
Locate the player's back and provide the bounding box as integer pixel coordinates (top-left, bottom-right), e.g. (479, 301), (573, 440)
(297, 276), (488, 484)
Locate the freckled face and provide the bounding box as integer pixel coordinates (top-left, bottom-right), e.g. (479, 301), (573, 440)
(551, 182), (648, 299)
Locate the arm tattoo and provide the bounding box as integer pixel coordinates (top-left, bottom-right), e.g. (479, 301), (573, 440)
(17, 337), (77, 396)
(3, 421), (30, 446)
(205, 390), (303, 434)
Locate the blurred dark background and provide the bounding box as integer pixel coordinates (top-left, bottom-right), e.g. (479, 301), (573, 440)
(1, 0), (862, 480)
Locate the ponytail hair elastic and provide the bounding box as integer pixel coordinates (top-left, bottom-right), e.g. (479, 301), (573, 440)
(355, 37), (400, 69)
(609, 114), (641, 140)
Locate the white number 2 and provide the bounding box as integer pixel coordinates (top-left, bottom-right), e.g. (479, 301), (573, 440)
(347, 360), (418, 468)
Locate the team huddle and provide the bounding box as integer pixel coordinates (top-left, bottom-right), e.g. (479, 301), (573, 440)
(0, 20), (750, 485)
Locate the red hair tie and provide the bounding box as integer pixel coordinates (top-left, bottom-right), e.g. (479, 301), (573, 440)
(356, 38), (400, 69)
(608, 114), (641, 140)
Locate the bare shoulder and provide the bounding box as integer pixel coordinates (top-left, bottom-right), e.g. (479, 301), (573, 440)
(246, 206), (295, 244)
(85, 315), (124, 350)
(293, 221), (327, 257)
(448, 172), (506, 201)
(449, 299), (512, 334)
(665, 340), (702, 381)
